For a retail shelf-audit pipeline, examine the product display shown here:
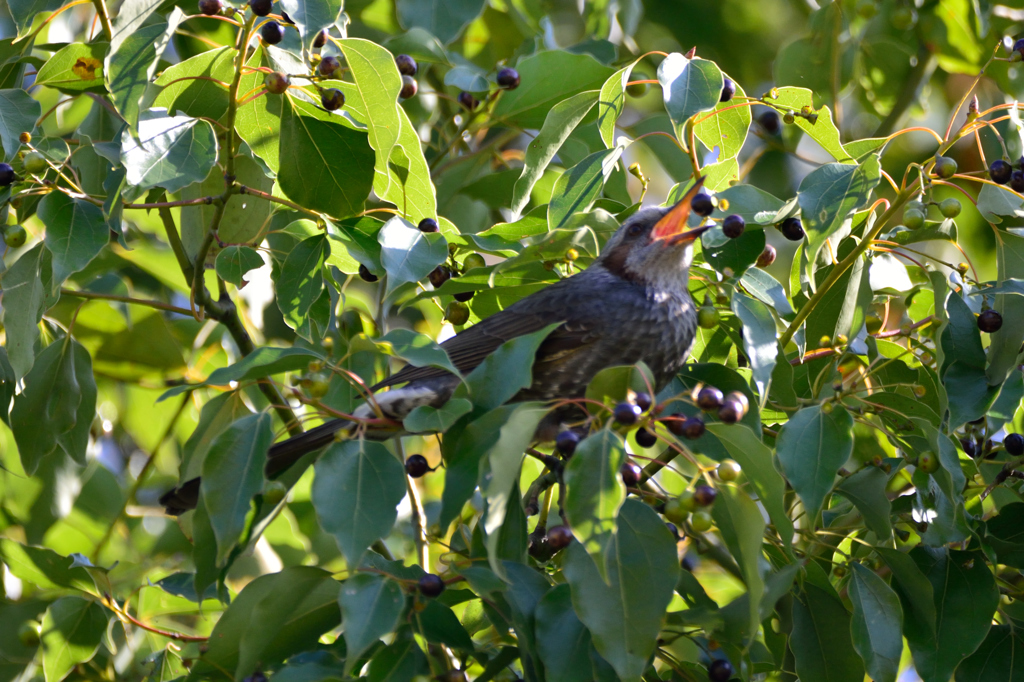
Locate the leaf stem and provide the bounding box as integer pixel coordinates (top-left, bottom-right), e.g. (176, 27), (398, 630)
(59, 288), (193, 316)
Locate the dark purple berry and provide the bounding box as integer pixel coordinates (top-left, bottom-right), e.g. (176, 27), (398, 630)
(320, 88), (344, 111)
(312, 29), (327, 48)
(428, 265), (451, 288)
(666, 522), (680, 541)
(319, 55), (341, 78)
(555, 430), (580, 457)
(260, 21), (283, 44)
(757, 245), (776, 267)
(759, 110), (781, 134)
(978, 309), (1003, 333)
(1011, 170), (1024, 193)
(0, 163), (14, 187)
(496, 67), (520, 89)
(400, 75), (417, 99)
(990, 159), (1013, 184)
(683, 416), (706, 439)
(693, 484), (717, 507)
(721, 214), (745, 239)
(718, 398), (743, 424)
(708, 659), (734, 681)
(395, 54), (417, 76)
(781, 217), (805, 241)
(960, 438), (977, 457)
(547, 525), (573, 551)
(418, 574), (445, 597)
(635, 427), (657, 448)
(417, 217), (438, 233)
(621, 461), (642, 487)
(720, 77), (735, 103)
(264, 71), (289, 94)
(358, 263), (378, 282)
(1006, 433), (1024, 456)
(454, 290), (474, 302)
(614, 402), (642, 425)
(243, 673), (268, 682)
(457, 91), (478, 110)
(635, 392), (652, 412)
(405, 454), (430, 478)
(666, 414), (687, 437)
(697, 387), (724, 411)
(198, 0), (221, 15)
(249, 0), (272, 16)
(691, 192), (714, 217)
(1014, 38), (1024, 56)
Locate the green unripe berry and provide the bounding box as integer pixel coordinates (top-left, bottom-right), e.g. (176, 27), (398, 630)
(462, 253), (486, 271)
(307, 378), (330, 398)
(917, 451), (940, 474)
(17, 621), (41, 647)
(663, 497), (687, 524)
(905, 200), (926, 213)
(716, 459), (741, 482)
(678, 489), (697, 512)
(23, 151), (47, 174)
(4, 225), (27, 248)
(626, 74), (649, 97)
(903, 208), (926, 230)
(891, 5), (915, 29)
(445, 301), (470, 325)
(934, 156), (957, 179)
(697, 307), (719, 329)
(690, 510), (713, 532)
(940, 198), (961, 218)
(263, 481), (288, 506)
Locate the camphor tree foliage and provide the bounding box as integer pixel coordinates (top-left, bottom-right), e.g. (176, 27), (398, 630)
(9, 0), (1024, 680)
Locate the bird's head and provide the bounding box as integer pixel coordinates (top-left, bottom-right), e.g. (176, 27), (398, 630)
(598, 178), (711, 290)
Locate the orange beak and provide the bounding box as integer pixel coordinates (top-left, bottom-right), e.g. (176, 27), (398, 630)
(652, 176), (711, 246)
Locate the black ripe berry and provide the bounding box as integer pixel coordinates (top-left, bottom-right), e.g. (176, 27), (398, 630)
(198, 0), (221, 15)
(243, 672), (268, 682)
(418, 573), (445, 598)
(312, 29), (327, 48)
(1006, 433), (1024, 456)
(708, 659), (734, 681)
(720, 77), (735, 103)
(454, 290), (474, 302)
(718, 398), (744, 424)
(635, 392), (652, 412)
(261, 21), (283, 45)
(635, 427), (657, 448)
(319, 55), (341, 77)
(683, 416), (706, 439)
(418, 217), (439, 233)
(620, 461), (642, 487)
(1011, 170), (1024, 194)
(556, 430), (580, 457)
(990, 159), (1013, 184)
(697, 387), (724, 411)
(691, 192), (715, 217)
(405, 454), (430, 478)
(614, 402), (642, 425)
(722, 214), (745, 239)
(428, 265), (452, 288)
(978, 309), (1003, 333)
(320, 88), (344, 111)
(249, 0), (272, 16)
(757, 244), (777, 268)
(780, 217), (805, 241)
(395, 54), (418, 76)
(960, 438), (977, 457)
(693, 484), (717, 507)
(758, 110), (781, 134)
(497, 67), (520, 89)
(0, 163), (14, 187)
(547, 525), (573, 551)
(1014, 38), (1024, 56)
(399, 75), (418, 99)
(358, 263), (378, 282)
(264, 71), (289, 94)
(457, 91), (479, 110)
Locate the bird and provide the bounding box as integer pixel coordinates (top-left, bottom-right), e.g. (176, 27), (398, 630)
(159, 180), (710, 514)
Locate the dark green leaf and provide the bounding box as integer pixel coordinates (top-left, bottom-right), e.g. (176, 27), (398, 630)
(711, 486), (765, 640)
(791, 584), (865, 682)
(277, 233), (328, 334)
(121, 110), (218, 193)
(215, 246), (265, 287)
(377, 216), (447, 298)
(105, 14), (183, 127)
(798, 156), (881, 264)
(339, 574), (404, 672)
(34, 42), (107, 94)
(835, 467), (892, 540)
(396, 0), (485, 43)
(657, 54), (722, 139)
(776, 404), (854, 519)
(461, 324), (559, 411)
(535, 585), (595, 682)
(956, 625), (1024, 682)
(848, 562), (903, 682)
(548, 147), (624, 231)
(730, 293), (777, 395)
(564, 430), (626, 574)
(416, 600), (475, 651)
(280, 0), (342, 45)
(492, 52), (614, 129)
(39, 191), (108, 284)
(1, 244), (53, 379)
(40, 597), (108, 682)
(0, 88), (40, 160)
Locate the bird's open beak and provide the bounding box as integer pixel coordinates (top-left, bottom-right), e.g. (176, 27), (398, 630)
(652, 176), (711, 246)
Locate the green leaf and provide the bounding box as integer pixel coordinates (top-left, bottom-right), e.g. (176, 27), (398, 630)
(54, 340), (95, 466)
(767, 87), (848, 162)
(702, 221), (765, 276)
(39, 191), (108, 284)
(657, 54), (722, 139)
(339, 573), (405, 672)
(563, 500), (678, 682)
(730, 293), (777, 395)
(276, 233), (327, 334)
(153, 46), (234, 120)
(444, 65), (489, 92)
(403, 398), (472, 432)
(7, 0), (62, 38)
(109, 0), (165, 52)
(121, 110), (218, 193)
(711, 486), (765, 641)
(416, 600), (475, 650)
(40, 597), (108, 682)
(492, 52), (614, 129)
(835, 466), (892, 540)
(535, 584), (597, 682)
(1, 244), (54, 379)
(901, 548), (998, 682)
(791, 584), (865, 682)
(715, 183), (786, 223)
(776, 404), (854, 520)
(280, 0), (342, 45)
(548, 146), (624, 231)
(511, 91), (598, 219)
(0, 540), (94, 593)
(597, 61), (638, 149)
(694, 72), (750, 162)
(462, 324), (560, 411)
(740, 267), (794, 318)
(215, 246), (265, 287)
(366, 628), (429, 682)
(849, 562), (903, 682)
(396, 0), (485, 43)
(377, 216), (447, 298)
(200, 411), (274, 566)
(0, 89), (40, 161)
(376, 328), (461, 378)
(311, 439), (407, 566)
(798, 156), (881, 264)
(34, 42), (107, 94)
(956, 625), (1024, 682)
(564, 430), (627, 575)
(987, 231), (1024, 386)
(277, 96), (375, 218)
(105, 13), (184, 127)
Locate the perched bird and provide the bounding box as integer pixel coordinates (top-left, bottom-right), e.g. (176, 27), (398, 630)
(160, 181), (710, 514)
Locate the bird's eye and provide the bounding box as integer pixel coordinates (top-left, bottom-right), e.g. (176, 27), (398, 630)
(626, 223), (644, 237)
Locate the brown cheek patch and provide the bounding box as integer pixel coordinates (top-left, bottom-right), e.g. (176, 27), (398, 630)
(602, 242), (641, 282)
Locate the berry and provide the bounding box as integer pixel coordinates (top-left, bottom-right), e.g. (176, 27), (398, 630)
(1011, 171), (1024, 194)
(614, 402), (642, 425)
(708, 658), (734, 681)
(683, 416), (706, 439)
(665, 522), (680, 541)
(23, 151), (47, 174)
(620, 461), (642, 487)
(990, 159), (1012, 184)
(428, 265), (451, 288)
(18, 132), (30, 144)
(663, 497), (687, 524)
(564, 248), (579, 262)
(418, 217), (439, 233)
(445, 301), (469, 325)
(319, 55), (341, 77)
(1015, 38), (1024, 56)
(698, 307), (719, 329)
(457, 91), (478, 110)
(780, 217), (804, 241)
(635, 427), (657, 448)
(720, 77), (735, 103)
(721, 214), (745, 239)
(463, 253), (486, 270)
(626, 75), (648, 97)
(547, 525), (573, 551)
(697, 387), (724, 411)
(717, 460), (741, 482)
(358, 263), (378, 282)
(263, 481), (288, 505)
(757, 244), (777, 267)
(4, 225), (26, 248)
(264, 71), (289, 94)
(1006, 433), (1024, 456)
(199, 0), (221, 14)
(759, 110), (780, 134)
(249, 0), (272, 16)
(903, 208), (925, 229)
(454, 291), (474, 302)
(678, 489), (697, 511)
(496, 67), (520, 89)
(0, 163), (14, 186)
(635, 392), (652, 412)
(395, 54), (417, 76)
(978, 309), (1003, 333)
(313, 29), (327, 48)
(243, 673), (267, 682)
(783, 111), (795, 125)
(556, 430), (580, 457)
(320, 88), (344, 111)
(857, 1), (877, 18)
(405, 454), (430, 478)
(934, 155), (957, 179)
(960, 438), (977, 457)
(917, 451), (940, 474)
(940, 198), (961, 218)
(691, 192), (714, 217)
(399, 75), (417, 99)
(418, 574), (445, 597)
(690, 509), (713, 532)
(693, 484), (717, 507)
(261, 21), (283, 45)
(307, 378), (329, 397)
(891, 5), (915, 29)
(17, 621), (40, 647)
